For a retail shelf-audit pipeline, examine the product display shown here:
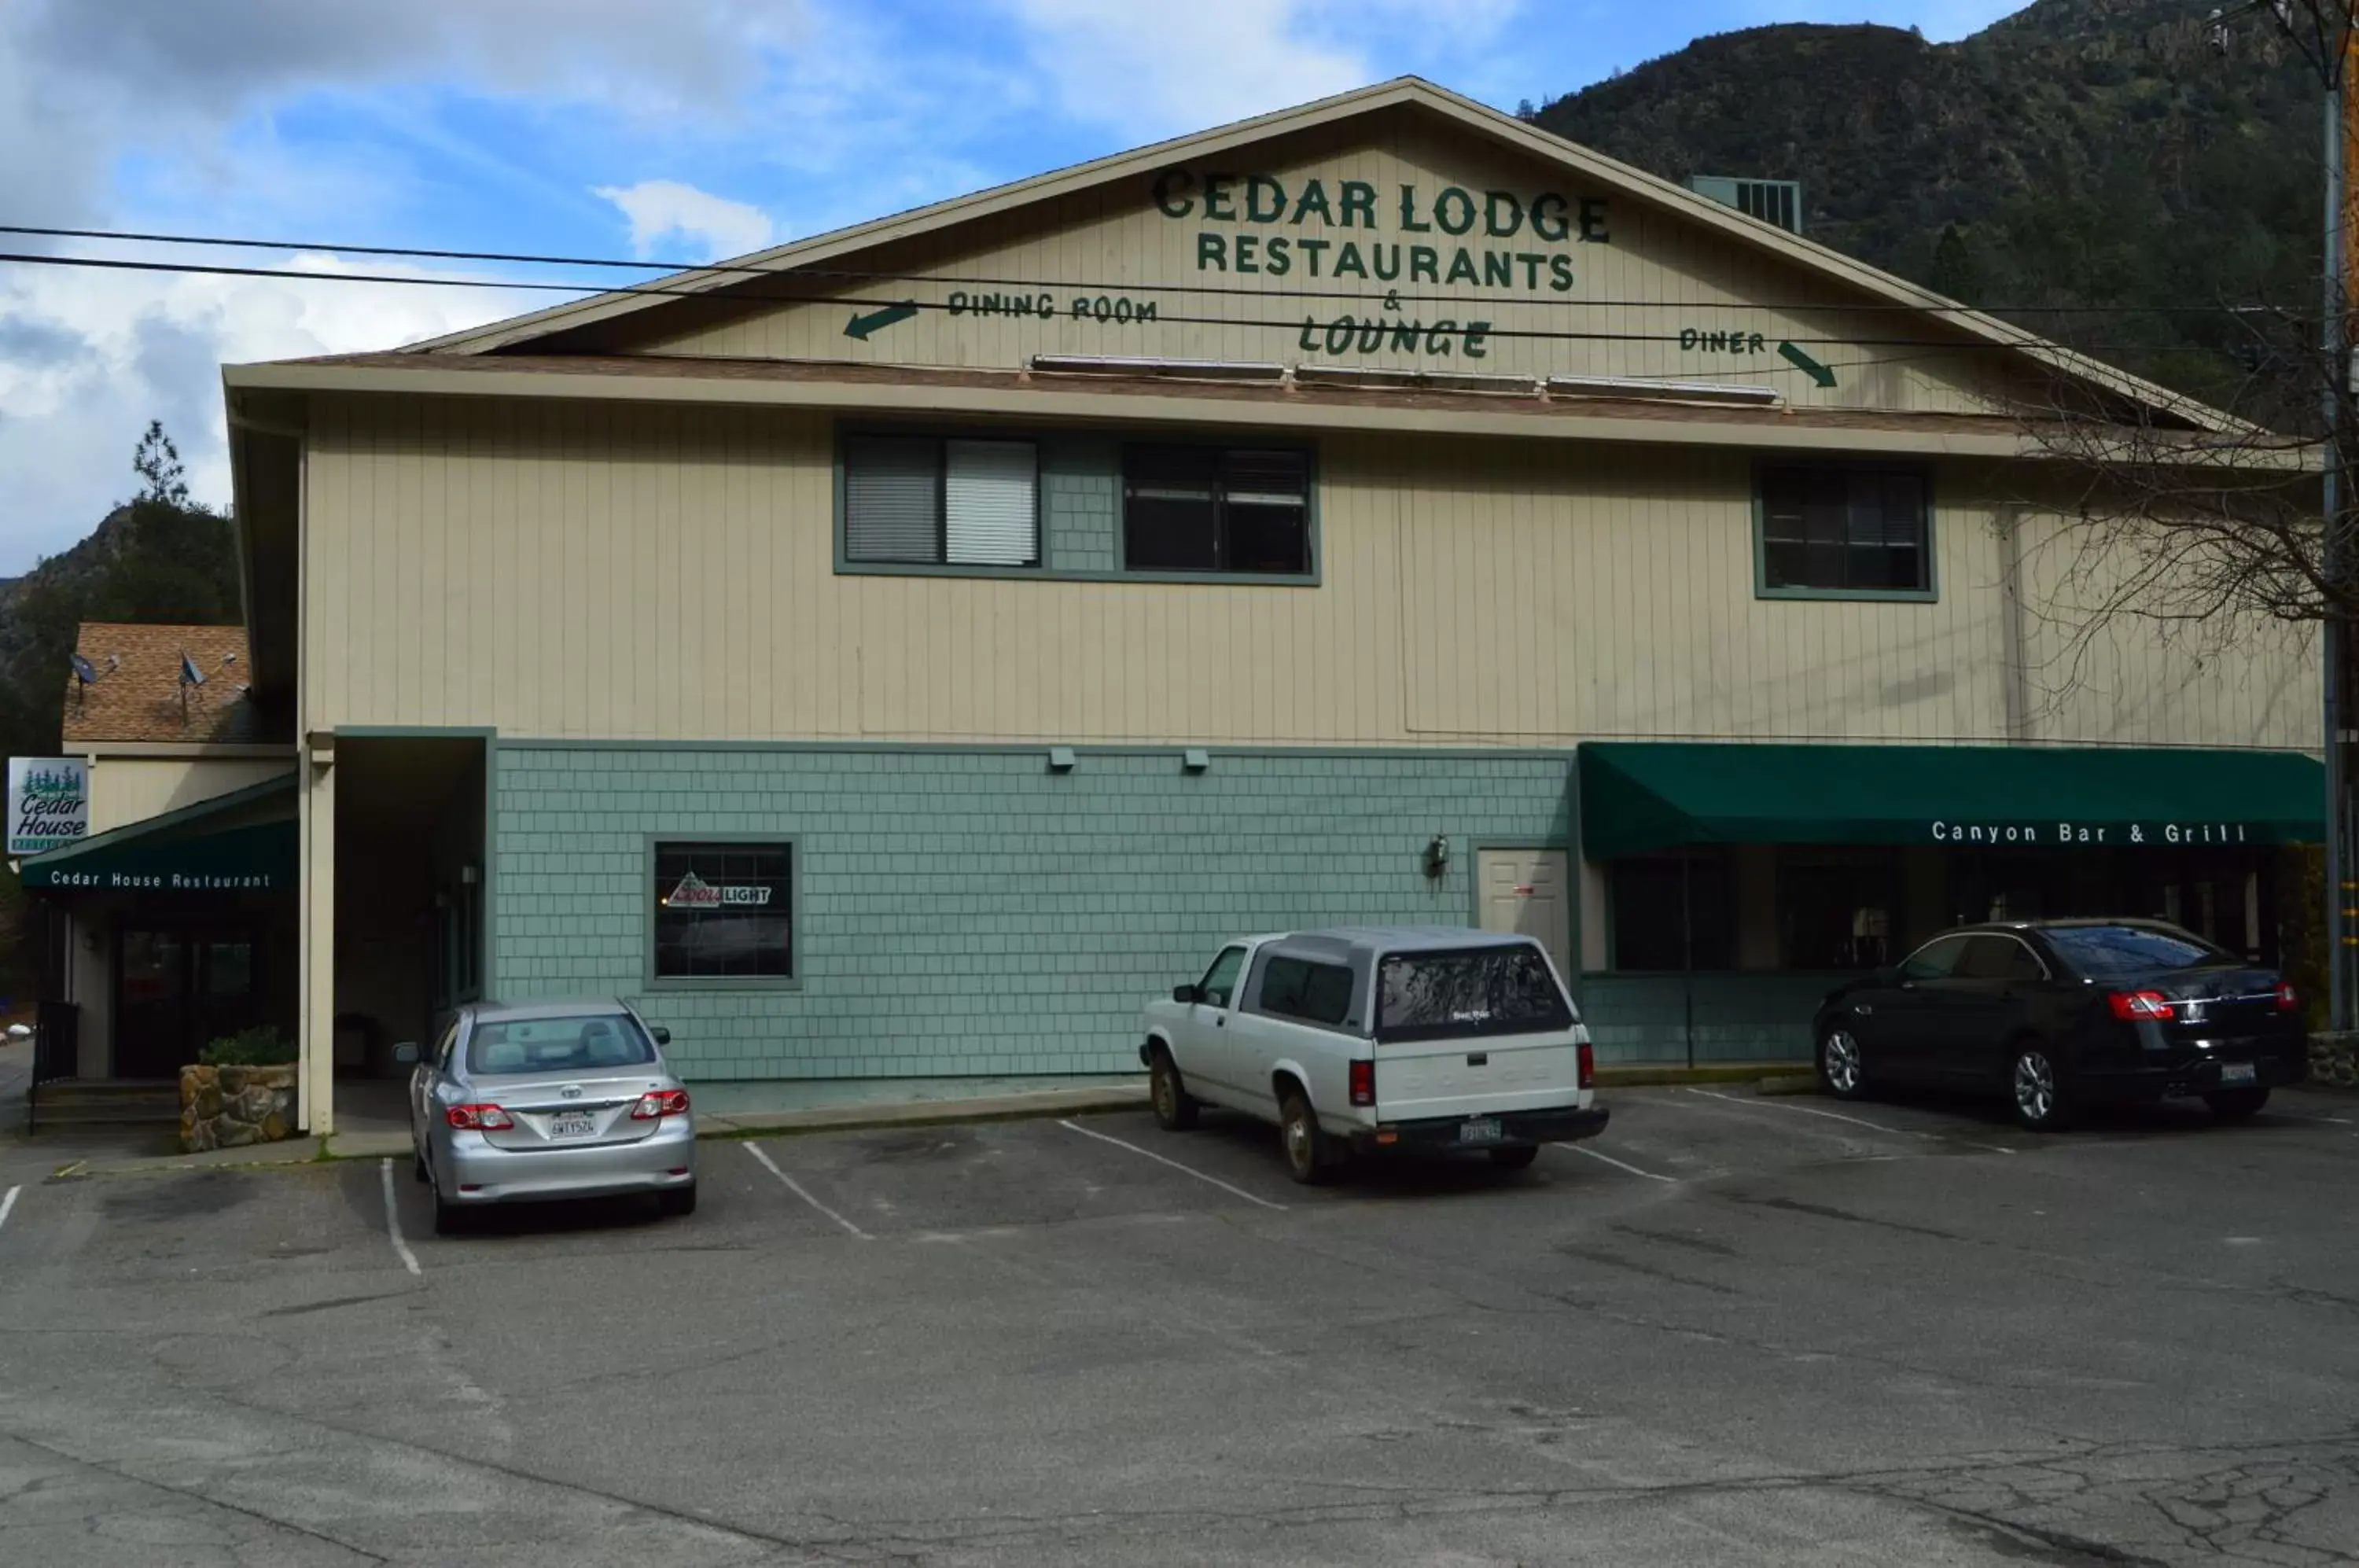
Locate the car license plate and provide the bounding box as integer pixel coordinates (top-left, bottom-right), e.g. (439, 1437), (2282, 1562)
(1458, 1117), (1502, 1144)
(550, 1112), (597, 1139)
(2219, 1062), (2256, 1087)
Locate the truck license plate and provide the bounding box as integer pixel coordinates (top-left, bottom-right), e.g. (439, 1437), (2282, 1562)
(550, 1113), (597, 1139)
(2219, 1062), (2256, 1086)
(1458, 1117), (1502, 1144)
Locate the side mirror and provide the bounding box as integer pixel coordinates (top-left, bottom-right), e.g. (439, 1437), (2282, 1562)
(650, 1025), (672, 1046)
(392, 1041), (419, 1066)
(1172, 984), (1199, 1004)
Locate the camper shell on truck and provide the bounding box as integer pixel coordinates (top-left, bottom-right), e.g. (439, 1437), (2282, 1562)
(1138, 927), (1607, 1183)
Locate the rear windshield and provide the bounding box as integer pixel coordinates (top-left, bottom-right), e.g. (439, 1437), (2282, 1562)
(2041, 925), (2233, 979)
(1375, 945), (1573, 1043)
(469, 1015), (657, 1076)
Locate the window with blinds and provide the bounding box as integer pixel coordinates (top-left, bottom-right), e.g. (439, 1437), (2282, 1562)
(844, 436), (1040, 566)
(1757, 465), (1930, 595)
(1122, 444), (1311, 574)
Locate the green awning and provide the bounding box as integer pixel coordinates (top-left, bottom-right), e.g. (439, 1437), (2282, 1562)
(17, 773), (296, 893)
(1579, 742), (2326, 859)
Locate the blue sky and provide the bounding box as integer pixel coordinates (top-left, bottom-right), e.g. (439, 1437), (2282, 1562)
(0, 0), (2031, 574)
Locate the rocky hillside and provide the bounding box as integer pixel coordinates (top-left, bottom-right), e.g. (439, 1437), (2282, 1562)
(1529, 0), (2324, 410)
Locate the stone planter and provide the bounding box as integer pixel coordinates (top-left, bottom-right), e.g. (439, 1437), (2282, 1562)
(2307, 1032), (2359, 1091)
(180, 1063), (298, 1152)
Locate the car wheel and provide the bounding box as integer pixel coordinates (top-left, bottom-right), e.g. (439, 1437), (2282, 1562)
(1278, 1085), (1330, 1185)
(1817, 1028), (1868, 1101)
(432, 1190), (466, 1236)
(2203, 1087), (2271, 1120)
(658, 1183), (698, 1218)
(1150, 1047), (1199, 1132)
(2010, 1041), (2071, 1132)
(1488, 1145), (1539, 1171)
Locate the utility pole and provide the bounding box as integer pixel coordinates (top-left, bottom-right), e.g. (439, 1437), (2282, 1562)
(2326, 13), (2351, 1030)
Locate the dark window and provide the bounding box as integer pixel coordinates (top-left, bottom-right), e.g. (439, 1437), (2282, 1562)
(1779, 853), (1901, 970)
(1955, 936), (2044, 980)
(1375, 945), (1573, 1043)
(1197, 946), (1246, 1008)
(1257, 955), (1355, 1026)
(1759, 466), (1929, 594)
(469, 1014), (657, 1076)
(1900, 934), (1972, 981)
(1609, 853), (1736, 970)
(1123, 445), (1310, 574)
(653, 842), (794, 980)
(2041, 923), (2232, 980)
(844, 436), (1039, 566)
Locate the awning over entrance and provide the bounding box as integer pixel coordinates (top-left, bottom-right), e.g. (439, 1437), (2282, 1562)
(16, 773), (296, 893)
(1578, 743), (2326, 859)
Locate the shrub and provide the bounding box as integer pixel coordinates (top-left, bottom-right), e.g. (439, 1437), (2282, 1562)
(198, 1026), (296, 1067)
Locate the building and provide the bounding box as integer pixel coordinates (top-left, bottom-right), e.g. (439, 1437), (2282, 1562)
(43, 79), (2331, 1132)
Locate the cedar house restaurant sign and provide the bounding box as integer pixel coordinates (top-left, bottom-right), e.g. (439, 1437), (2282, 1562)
(7, 757), (88, 857)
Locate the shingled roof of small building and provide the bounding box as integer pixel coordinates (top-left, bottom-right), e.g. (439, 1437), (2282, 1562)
(60, 623), (260, 745)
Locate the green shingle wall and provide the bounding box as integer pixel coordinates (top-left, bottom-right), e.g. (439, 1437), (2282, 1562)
(1041, 438), (1119, 572)
(1578, 974), (1829, 1063)
(492, 745), (1573, 1080)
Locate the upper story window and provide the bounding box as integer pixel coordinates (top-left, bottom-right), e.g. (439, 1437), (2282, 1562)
(1124, 445), (1312, 576)
(1757, 464), (1933, 600)
(844, 436), (1040, 568)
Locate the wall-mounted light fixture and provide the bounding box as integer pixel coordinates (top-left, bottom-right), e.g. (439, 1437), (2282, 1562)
(459, 864), (480, 886)
(1423, 834), (1451, 879)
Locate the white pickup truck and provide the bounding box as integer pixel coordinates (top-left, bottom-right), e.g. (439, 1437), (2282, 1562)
(1137, 926), (1607, 1183)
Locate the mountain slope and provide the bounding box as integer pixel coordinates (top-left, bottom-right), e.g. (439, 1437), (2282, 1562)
(1529, 0), (2323, 410)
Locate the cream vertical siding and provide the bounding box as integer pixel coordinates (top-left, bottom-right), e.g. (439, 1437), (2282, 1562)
(300, 392), (2317, 753)
(85, 756), (296, 835)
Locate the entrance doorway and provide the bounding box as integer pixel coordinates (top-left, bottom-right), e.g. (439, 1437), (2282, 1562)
(1477, 847), (1573, 979)
(115, 922), (263, 1077)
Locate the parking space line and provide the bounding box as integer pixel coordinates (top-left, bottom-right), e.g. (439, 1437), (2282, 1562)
(1682, 1088), (2016, 1155)
(1057, 1120), (1290, 1212)
(743, 1142), (874, 1239)
(1555, 1143), (1677, 1183)
(0, 1184), (19, 1233)
(377, 1159), (421, 1276)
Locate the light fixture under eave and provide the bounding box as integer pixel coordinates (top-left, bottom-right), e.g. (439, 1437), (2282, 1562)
(1294, 365), (1537, 396)
(1029, 355), (1286, 381)
(1544, 374), (1781, 407)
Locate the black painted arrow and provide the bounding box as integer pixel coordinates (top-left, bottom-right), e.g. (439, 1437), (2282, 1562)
(845, 301), (919, 340)
(1776, 340), (1837, 388)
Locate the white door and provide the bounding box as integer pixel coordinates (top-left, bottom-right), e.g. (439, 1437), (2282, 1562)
(1180, 944), (1250, 1097)
(1478, 848), (1572, 981)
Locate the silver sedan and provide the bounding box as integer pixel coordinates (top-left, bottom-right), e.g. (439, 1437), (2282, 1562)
(399, 999), (697, 1234)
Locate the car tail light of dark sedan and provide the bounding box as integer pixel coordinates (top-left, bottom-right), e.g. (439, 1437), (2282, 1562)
(631, 1088), (691, 1120)
(446, 1103), (514, 1130)
(2276, 981), (2300, 1013)
(2106, 990), (2174, 1022)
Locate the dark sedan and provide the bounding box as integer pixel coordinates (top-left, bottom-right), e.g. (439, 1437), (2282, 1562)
(1812, 919), (2306, 1131)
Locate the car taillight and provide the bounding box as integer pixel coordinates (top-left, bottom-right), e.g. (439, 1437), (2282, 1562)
(1348, 1059), (1375, 1108)
(446, 1103), (513, 1130)
(2276, 981), (2300, 1013)
(2107, 990), (2173, 1021)
(631, 1088), (691, 1120)
(1577, 1040), (1595, 1090)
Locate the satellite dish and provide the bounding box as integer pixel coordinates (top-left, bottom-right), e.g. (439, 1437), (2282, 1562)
(178, 651), (206, 687)
(69, 652), (98, 685)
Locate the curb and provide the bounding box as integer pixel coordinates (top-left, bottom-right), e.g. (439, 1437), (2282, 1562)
(1594, 1062), (1812, 1089)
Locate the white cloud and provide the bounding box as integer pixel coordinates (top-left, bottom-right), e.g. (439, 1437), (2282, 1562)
(593, 180), (779, 263)
(0, 253), (546, 565)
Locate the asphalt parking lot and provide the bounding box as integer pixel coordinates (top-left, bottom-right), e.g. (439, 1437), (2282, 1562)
(5, 1084), (2359, 1566)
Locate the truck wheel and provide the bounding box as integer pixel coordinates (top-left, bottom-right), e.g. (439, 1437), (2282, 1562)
(1488, 1145), (1539, 1171)
(1150, 1047), (1199, 1131)
(1278, 1087), (1330, 1185)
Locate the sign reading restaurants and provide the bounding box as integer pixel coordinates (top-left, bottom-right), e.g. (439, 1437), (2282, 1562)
(7, 757), (88, 857)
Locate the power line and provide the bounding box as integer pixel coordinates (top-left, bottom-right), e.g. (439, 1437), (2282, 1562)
(0, 221), (2314, 320)
(0, 248), (2261, 359)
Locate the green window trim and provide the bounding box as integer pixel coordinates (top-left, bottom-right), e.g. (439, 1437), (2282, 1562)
(1751, 458), (1939, 603)
(642, 832), (804, 993)
(833, 424), (1322, 587)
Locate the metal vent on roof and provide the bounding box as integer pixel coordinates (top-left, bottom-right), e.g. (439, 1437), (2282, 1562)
(1294, 365), (1535, 396)
(1029, 355), (1286, 381)
(1544, 374), (1780, 408)
(1687, 175), (1802, 235)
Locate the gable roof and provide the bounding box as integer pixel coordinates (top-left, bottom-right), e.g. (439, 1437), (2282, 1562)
(61, 623), (260, 745)
(406, 75), (2238, 435)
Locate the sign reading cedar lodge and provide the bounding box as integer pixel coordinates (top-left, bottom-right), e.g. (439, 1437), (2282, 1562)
(7, 756), (88, 857)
